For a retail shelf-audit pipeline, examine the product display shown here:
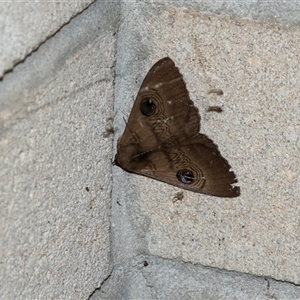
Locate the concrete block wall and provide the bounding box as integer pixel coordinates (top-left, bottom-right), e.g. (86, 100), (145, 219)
(1, 1), (299, 299)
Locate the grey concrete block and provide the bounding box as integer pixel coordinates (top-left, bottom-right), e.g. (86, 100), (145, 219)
(92, 255), (300, 300)
(0, 1), (119, 299)
(0, 1), (94, 78)
(112, 0), (300, 285)
(1, 0), (300, 299)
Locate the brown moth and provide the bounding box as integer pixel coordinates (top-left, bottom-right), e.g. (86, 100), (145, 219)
(114, 57), (240, 197)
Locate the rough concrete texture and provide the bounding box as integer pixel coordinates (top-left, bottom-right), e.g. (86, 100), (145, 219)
(92, 255), (300, 300)
(0, 2), (118, 299)
(112, 0), (300, 288)
(1, 0), (300, 299)
(169, 1), (300, 27)
(0, 0), (94, 78)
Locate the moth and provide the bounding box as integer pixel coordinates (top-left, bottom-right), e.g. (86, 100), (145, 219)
(114, 57), (240, 197)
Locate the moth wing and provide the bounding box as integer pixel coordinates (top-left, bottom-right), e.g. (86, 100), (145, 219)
(115, 57), (240, 197)
(127, 134), (240, 198)
(117, 57), (200, 153)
